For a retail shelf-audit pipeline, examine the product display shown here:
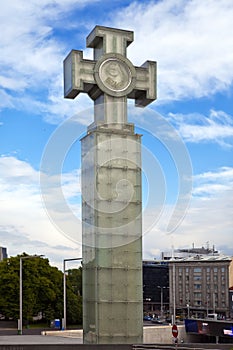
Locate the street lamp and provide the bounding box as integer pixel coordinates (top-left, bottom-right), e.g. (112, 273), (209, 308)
(19, 254), (44, 335)
(63, 257), (82, 330)
(157, 286), (168, 318)
(186, 292), (190, 318)
(186, 303), (190, 318)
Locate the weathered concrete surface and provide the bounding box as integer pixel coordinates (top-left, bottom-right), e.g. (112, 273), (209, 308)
(143, 324), (187, 344)
(44, 325), (186, 344)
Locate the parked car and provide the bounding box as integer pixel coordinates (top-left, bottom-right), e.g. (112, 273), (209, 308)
(151, 317), (163, 324)
(143, 315), (152, 321)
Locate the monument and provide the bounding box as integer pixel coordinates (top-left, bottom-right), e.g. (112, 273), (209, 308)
(64, 26), (156, 344)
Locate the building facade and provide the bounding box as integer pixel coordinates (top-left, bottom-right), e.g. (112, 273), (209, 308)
(168, 255), (232, 319)
(143, 260), (169, 317)
(0, 247), (7, 261)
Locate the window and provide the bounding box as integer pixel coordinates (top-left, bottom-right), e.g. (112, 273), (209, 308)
(194, 292), (202, 299)
(194, 267), (201, 273)
(194, 284), (201, 290)
(194, 276), (202, 281)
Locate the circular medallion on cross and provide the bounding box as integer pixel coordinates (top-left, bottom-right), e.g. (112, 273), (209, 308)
(94, 53), (136, 97)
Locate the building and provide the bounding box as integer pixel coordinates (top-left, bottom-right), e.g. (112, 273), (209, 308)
(162, 244), (219, 260)
(143, 260), (169, 317)
(168, 255), (232, 320)
(0, 247), (7, 261)
(229, 258), (233, 288)
(229, 287), (233, 319)
(229, 259), (233, 319)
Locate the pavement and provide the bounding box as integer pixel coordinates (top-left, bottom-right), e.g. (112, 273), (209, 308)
(0, 334), (83, 344)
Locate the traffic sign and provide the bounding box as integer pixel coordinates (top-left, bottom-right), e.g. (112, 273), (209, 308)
(172, 324), (178, 338)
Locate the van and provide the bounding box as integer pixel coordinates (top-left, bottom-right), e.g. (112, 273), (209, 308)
(207, 313), (217, 320)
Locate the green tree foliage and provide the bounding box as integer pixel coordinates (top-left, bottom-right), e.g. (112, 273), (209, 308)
(0, 253), (82, 326)
(66, 267), (82, 324)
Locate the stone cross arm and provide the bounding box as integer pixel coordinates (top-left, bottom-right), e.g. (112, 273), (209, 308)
(129, 60), (157, 107)
(64, 26), (157, 108)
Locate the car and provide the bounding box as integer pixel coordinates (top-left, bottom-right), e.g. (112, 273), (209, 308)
(151, 317), (163, 324)
(143, 315), (152, 321)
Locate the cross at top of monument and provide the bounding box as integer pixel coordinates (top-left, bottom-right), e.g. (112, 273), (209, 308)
(64, 26), (157, 130)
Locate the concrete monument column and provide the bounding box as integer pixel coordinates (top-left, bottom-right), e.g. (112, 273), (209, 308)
(64, 25), (156, 344)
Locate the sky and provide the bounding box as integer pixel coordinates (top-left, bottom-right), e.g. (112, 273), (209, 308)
(0, 0), (233, 270)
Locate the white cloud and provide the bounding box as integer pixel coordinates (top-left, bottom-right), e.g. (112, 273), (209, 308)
(0, 156), (82, 267)
(143, 165), (233, 259)
(168, 110), (233, 146)
(111, 0), (233, 101)
(193, 166), (233, 197)
(0, 0), (97, 118)
(0, 155), (232, 266)
(143, 188), (233, 260)
(1, 0), (233, 120)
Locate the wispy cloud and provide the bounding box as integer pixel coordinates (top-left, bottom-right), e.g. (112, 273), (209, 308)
(1, 155), (232, 265)
(143, 185), (233, 259)
(143, 164), (233, 258)
(168, 110), (233, 147)
(111, 0), (233, 101)
(0, 156), (81, 266)
(0, 0), (96, 118)
(1, 0), (233, 121)
(193, 166), (233, 197)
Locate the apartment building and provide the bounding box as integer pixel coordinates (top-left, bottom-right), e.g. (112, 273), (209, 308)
(168, 255), (232, 319)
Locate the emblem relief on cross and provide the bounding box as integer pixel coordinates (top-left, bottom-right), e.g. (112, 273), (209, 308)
(95, 53), (135, 96)
(63, 25), (157, 129)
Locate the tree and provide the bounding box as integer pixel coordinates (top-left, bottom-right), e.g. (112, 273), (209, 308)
(0, 253), (82, 326)
(0, 253), (63, 323)
(66, 267), (82, 324)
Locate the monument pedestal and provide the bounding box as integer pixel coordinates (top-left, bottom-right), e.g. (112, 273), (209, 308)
(81, 127), (143, 344)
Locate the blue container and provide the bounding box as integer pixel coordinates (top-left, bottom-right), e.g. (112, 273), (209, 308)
(54, 319), (60, 329)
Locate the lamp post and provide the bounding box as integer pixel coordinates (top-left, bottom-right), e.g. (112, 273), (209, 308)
(186, 292), (190, 318)
(206, 295), (209, 317)
(172, 262), (176, 324)
(157, 286), (169, 319)
(186, 303), (190, 318)
(63, 258), (82, 330)
(19, 254), (44, 335)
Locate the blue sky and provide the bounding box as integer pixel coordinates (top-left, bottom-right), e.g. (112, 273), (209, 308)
(0, 0), (233, 269)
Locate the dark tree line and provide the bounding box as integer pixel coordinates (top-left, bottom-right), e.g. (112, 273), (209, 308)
(0, 253), (82, 326)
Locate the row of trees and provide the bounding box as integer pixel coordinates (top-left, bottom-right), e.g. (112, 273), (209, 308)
(0, 253), (82, 326)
